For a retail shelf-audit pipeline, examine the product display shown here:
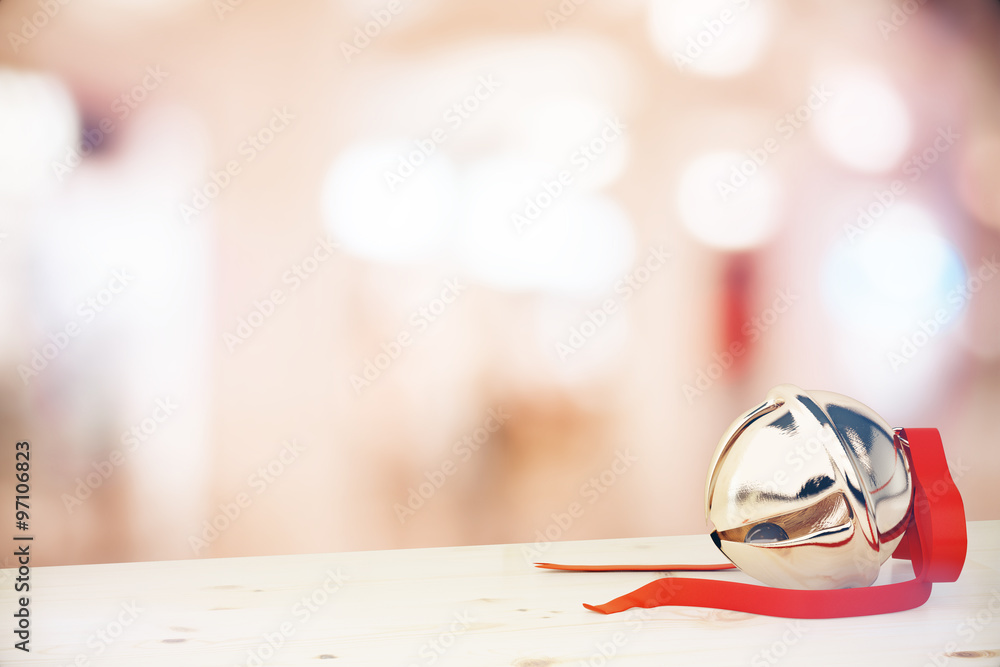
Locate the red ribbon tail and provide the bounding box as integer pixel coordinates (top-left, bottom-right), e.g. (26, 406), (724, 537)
(581, 577), (934, 619)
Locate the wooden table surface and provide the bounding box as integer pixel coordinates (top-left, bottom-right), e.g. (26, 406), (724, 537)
(2, 520), (998, 666)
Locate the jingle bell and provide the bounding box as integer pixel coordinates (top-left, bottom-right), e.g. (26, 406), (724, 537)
(705, 384), (913, 590)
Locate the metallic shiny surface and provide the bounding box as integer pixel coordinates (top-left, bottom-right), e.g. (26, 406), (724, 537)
(705, 384), (913, 590)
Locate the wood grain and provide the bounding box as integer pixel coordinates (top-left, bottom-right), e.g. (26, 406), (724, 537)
(1, 521), (998, 666)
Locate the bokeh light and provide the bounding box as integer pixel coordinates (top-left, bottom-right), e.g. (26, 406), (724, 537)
(647, 0), (774, 78)
(812, 68), (912, 173)
(821, 203), (966, 335)
(322, 141), (459, 264)
(457, 156), (636, 295)
(0, 68), (77, 198)
(677, 150), (781, 251)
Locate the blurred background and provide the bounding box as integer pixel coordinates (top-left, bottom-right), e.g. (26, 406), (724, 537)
(1, 0), (998, 567)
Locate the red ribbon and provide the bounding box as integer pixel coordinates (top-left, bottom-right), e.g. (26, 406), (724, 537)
(537, 428), (967, 618)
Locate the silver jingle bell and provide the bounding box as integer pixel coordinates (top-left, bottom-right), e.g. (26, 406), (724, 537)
(705, 384), (913, 590)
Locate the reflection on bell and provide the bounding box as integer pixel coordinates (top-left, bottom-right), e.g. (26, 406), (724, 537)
(705, 384), (913, 590)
